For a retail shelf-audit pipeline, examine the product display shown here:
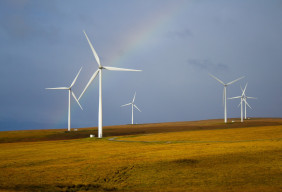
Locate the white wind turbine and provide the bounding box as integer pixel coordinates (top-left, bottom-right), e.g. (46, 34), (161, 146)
(79, 31), (142, 138)
(228, 84), (248, 122)
(240, 84), (257, 119)
(209, 74), (244, 123)
(121, 92), (141, 124)
(46, 68), (83, 131)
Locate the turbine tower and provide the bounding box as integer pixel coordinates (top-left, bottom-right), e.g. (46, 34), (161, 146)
(228, 84), (248, 122)
(79, 31), (142, 138)
(209, 74), (244, 123)
(46, 68), (83, 131)
(121, 92), (141, 124)
(240, 84), (257, 119)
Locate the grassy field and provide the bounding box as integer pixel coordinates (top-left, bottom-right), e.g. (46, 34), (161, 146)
(0, 118), (281, 191)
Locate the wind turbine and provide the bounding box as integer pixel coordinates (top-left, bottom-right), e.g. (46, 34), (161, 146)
(79, 31), (142, 138)
(209, 74), (244, 123)
(240, 84), (257, 119)
(46, 68), (83, 131)
(121, 92), (141, 124)
(228, 84), (248, 122)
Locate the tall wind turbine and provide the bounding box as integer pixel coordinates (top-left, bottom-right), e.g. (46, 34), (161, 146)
(46, 68), (83, 131)
(240, 84), (257, 119)
(228, 84), (248, 122)
(79, 31), (142, 138)
(209, 74), (244, 123)
(121, 92), (141, 124)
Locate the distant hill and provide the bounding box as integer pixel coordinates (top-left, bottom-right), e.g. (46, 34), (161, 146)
(0, 118), (281, 143)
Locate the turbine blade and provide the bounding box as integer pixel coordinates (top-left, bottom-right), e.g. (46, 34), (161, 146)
(121, 103), (131, 107)
(247, 97), (257, 99)
(103, 66), (142, 72)
(242, 83), (248, 96)
(46, 87), (69, 90)
(209, 74), (225, 85)
(72, 91), (83, 110)
(70, 67), (82, 88)
(238, 99), (243, 108)
(134, 104), (141, 112)
(228, 96), (241, 99)
(245, 99), (252, 109)
(78, 69), (100, 100)
(226, 76), (244, 85)
(83, 30), (101, 67)
(132, 92), (136, 103)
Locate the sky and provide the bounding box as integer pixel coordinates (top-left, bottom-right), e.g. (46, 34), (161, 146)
(0, 0), (282, 131)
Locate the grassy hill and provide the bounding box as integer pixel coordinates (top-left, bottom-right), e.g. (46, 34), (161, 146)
(1, 118), (281, 143)
(0, 118), (281, 191)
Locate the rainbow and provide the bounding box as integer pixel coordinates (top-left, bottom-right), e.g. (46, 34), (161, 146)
(107, 1), (187, 68)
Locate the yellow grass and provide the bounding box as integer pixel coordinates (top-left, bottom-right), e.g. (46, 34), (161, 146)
(118, 125), (282, 142)
(0, 120), (281, 191)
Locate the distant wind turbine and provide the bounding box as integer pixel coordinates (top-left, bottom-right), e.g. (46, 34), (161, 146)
(240, 84), (257, 119)
(228, 84), (248, 122)
(209, 74), (244, 123)
(46, 68), (83, 131)
(79, 30), (142, 138)
(121, 92), (141, 124)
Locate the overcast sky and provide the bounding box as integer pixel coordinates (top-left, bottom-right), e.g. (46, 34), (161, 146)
(0, 0), (282, 131)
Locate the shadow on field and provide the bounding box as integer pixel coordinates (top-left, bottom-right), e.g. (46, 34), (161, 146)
(171, 158), (199, 165)
(0, 183), (117, 192)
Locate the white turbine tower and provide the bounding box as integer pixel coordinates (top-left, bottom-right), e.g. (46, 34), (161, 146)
(121, 92), (141, 124)
(46, 68), (83, 131)
(240, 84), (257, 119)
(79, 31), (142, 138)
(228, 84), (248, 122)
(209, 74), (244, 123)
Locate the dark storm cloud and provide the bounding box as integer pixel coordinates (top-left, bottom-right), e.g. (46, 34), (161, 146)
(0, 0), (60, 42)
(1, 14), (32, 39)
(166, 28), (193, 39)
(187, 59), (229, 72)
